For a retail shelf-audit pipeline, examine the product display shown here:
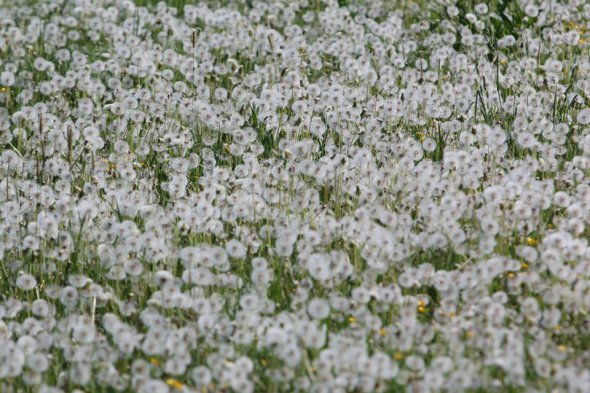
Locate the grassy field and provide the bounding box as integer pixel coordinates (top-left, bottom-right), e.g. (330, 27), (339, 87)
(1, 0), (590, 392)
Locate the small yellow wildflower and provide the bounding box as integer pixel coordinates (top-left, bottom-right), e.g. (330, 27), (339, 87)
(348, 316), (356, 324)
(394, 352), (404, 361)
(558, 344), (566, 352)
(526, 237), (538, 246)
(149, 357), (161, 366)
(166, 378), (184, 390)
(261, 359), (268, 366)
(521, 262), (529, 270)
(416, 131), (425, 142)
(379, 328), (387, 337)
(417, 299), (427, 313)
(507, 272), (515, 279)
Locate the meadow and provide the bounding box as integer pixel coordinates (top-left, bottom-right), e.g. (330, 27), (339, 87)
(1, 0), (590, 391)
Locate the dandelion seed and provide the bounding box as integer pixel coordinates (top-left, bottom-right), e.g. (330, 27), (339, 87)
(16, 273), (37, 291)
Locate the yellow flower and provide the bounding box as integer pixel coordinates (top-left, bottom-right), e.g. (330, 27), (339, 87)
(558, 344), (566, 352)
(521, 262), (529, 270)
(260, 359), (268, 366)
(394, 352), (404, 361)
(166, 378), (184, 390)
(149, 357), (161, 366)
(526, 237), (538, 246)
(417, 299), (427, 313)
(416, 131), (425, 142)
(379, 328), (387, 337)
(348, 316), (356, 324)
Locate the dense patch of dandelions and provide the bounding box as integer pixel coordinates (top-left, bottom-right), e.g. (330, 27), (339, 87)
(2, 0), (590, 391)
